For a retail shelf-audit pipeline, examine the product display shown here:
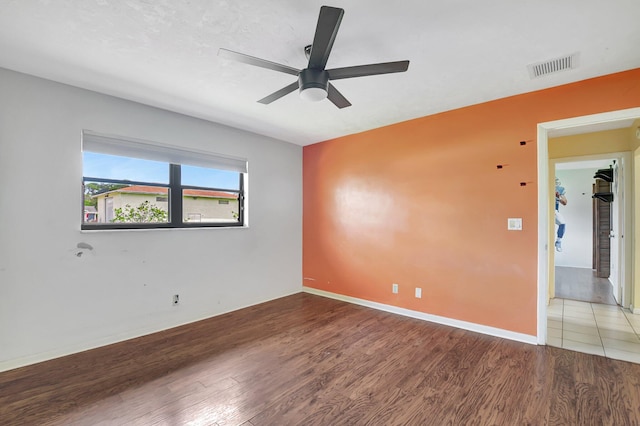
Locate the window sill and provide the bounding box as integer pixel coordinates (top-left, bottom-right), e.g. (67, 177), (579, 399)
(80, 224), (249, 233)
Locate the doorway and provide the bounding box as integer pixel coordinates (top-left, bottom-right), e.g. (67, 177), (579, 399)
(552, 156), (625, 305)
(537, 107), (640, 344)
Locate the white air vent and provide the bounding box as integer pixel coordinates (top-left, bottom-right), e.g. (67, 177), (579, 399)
(527, 53), (579, 79)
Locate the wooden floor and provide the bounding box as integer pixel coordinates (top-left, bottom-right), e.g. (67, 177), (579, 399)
(2, 293), (640, 425)
(555, 266), (617, 305)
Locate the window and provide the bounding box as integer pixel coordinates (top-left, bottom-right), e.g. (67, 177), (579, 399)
(82, 132), (247, 230)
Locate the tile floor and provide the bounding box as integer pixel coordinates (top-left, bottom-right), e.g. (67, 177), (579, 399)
(547, 298), (640, 364)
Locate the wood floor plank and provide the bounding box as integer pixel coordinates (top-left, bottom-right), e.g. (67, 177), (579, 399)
(2, 293), (640, 425)
(548, 349), (579, 424)
(592, 356), (640, 425)
(520, 345), (556, 424)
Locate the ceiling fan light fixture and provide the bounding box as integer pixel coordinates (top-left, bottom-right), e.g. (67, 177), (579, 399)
(300, 87), (327, 102)
(298, 68), (329, 102)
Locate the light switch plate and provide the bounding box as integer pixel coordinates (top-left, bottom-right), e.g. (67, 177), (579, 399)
(508, 218), (523, 230)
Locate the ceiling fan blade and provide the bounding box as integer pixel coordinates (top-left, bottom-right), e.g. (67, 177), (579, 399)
(308, 6), (344, 70)
(218, 48), (300, 76)
(258, 81), (299, 104)
(328, 61), (410, 80)
(327, 83), (351, 109)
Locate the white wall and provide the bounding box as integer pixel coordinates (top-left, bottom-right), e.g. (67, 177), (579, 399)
(0, 68), (302, 372)
(554, 168), (595, 268)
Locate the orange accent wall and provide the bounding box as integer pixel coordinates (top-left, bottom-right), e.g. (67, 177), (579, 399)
(303, 68), (640, 336)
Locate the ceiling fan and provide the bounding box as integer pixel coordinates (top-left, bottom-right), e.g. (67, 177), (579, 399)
(218, 6), (410, 108)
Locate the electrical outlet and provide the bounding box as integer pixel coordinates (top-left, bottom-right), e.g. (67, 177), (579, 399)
(173, 294), (179, 305)
(415, 287), (422, 298)
(392, 283), (399, 294)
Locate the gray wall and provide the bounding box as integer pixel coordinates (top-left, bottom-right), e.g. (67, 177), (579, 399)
(0, 68), (302, 371)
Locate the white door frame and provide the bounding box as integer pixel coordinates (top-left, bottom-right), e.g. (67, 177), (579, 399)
(537, 107), (640, 344)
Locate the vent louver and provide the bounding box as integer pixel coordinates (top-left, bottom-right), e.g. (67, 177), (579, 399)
(527, 53), (579, 79)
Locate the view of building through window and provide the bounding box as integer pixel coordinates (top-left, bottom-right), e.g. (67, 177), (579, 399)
(82, 150), (243, 228)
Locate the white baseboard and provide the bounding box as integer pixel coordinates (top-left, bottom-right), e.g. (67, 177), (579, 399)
(303, 287), (537, 345)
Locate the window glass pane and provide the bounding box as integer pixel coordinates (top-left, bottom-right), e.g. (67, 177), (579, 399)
(182, 189), (239, 224)
(181, 164), (239, 190)
(83, 182), (169, 224)
(83, 151), (169, 184)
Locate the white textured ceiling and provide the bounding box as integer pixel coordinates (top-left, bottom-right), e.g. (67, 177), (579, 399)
(0, 0), (639, 146)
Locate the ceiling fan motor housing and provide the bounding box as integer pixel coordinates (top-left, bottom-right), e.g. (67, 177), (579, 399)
(299, 68), (329, 101)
